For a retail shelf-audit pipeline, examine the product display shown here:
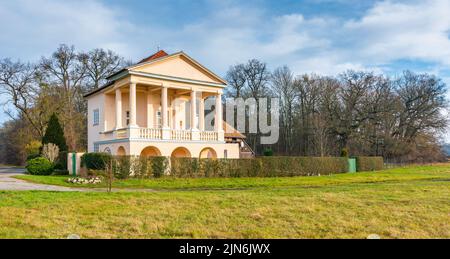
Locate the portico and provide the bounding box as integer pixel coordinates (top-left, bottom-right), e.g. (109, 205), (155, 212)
(106, 81), (224, 142)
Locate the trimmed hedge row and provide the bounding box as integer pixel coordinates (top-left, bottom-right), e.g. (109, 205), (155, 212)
(82, 155), (350, 179)
(356, 156), (384, 171)
(80, 152), (385, 178)
(169, 157), (350, 178)
(81, 153), (112, 170)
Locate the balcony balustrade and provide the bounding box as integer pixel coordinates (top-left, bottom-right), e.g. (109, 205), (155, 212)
(101, 128), (221, 142)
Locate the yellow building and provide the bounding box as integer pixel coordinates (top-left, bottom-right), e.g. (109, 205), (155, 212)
(84, 50), (251, 158)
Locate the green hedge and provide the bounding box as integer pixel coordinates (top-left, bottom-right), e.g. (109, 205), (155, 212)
(26, 157), (54, 175)
(108, 156), (349, 179)
(54, 151), (68, 170)
(356, 156), (384, 171)
(81, 153), (112, 170)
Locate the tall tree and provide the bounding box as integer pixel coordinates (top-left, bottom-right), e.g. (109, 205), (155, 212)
(271, 66), (296, 154)
(0, 59), (46, 136)
(42, 113), (68, 152)
(81, 48), (125, 91)
(225, 64), (246, 98)
(40, 44), (87, 150)
(394, 71), (448, 141)
(243, 59), (270, 153)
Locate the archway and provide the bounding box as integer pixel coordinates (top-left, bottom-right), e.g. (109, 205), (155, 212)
(171, 147), (191, 158)
(199, 147), (217, 159)
(117, 146), (126, 156)
(140, 146), (162, 157)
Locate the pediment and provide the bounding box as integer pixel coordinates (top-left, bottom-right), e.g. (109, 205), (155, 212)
(130, 53), (226, 85)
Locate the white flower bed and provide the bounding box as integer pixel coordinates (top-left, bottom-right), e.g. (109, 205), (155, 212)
(67, 177), (102, 185)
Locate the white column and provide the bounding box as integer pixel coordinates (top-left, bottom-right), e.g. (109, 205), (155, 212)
(129, 82), (137, 127)
(199, 95), (205, 131)
(190, 90), (198, 130)
(161, 85), (169, 129)
(215, 93), (223, 132)
(115, 88), (122, 129)
(147, 91), (153, 128)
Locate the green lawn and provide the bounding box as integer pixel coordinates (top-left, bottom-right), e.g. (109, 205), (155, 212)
(15, 164), (450, 190)
(2, 164), (450, 238)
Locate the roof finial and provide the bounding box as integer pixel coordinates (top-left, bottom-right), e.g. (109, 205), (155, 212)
(157, 45), (160, 52)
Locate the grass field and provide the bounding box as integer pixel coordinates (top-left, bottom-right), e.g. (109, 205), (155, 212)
(15, 164), (450, 190)
(1, 164), (450, 238)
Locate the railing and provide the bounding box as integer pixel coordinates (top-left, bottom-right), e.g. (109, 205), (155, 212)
(171, 130), (192, 141)
(200, 131), (218, 141)
(139, 128), (162, 139)
(116, 129), (128, 139)
(103, 128), (220, 141)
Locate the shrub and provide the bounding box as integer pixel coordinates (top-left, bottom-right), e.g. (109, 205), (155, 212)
(200, 159), (222, 178)
(170, 158), (200, 177)
(133, 156), (168, 178)
(81, 153), (112, 170)
(356, 156), (384, 171)
(54, 151), (68, 170)
(26, 157), (54, 175)
(152, 157), (169, 178)
(168, 156), (349, 178)
(26, 153), (41, 161)
(263, 148), (274, 156)
(94, 156), (353, 179)
(112, 156), (132, 179)
(42, 143), (59, 164)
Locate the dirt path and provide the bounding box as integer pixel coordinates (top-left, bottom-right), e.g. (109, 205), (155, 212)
(0, 167), (160, 193)
(0, 167), (87, 192)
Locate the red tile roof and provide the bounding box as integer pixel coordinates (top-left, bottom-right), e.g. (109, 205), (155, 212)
(137, 50), (169, 64)
(223, 121), (246, 139)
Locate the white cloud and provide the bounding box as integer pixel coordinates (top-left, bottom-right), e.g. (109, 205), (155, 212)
(1, 0), (450, 130)
(135, 0), (450, 77)
(0, 0), (133, 60)
(2, 0), (449, 75)
(343, 0), (450, 66)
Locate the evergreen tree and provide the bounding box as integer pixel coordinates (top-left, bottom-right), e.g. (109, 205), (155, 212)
(42, 113), (68, 152)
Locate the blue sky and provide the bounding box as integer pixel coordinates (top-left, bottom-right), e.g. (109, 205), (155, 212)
(1, 0), (450, 140)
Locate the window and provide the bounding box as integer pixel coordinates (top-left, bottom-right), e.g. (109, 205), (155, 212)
(157, 110), (162, 128)
(94, 143), (99, 153)
(93, 109), (99, 126)
(126, 111), (130, 126)
(224, 149), (228, 159)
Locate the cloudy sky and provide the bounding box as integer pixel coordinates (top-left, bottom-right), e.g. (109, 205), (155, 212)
(1, 0), (450, 139)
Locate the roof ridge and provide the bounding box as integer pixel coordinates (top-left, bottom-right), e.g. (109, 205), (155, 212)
(137, 50), (169, 64)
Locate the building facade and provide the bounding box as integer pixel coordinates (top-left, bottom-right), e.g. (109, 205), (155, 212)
(85, 50), (249, 159)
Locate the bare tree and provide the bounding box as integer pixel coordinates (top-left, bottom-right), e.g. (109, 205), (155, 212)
(40, 44), (88, 151)
(271, 66), (296, 153)
(225, 64), (246, 98)
(244, 59), (270, 153)
(244, 59), (270, 99)
(394, 71), (448, 141)
(81, 48), (125, 91)
(0, 59), (46, 136)
(325, 71), (376, 150)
